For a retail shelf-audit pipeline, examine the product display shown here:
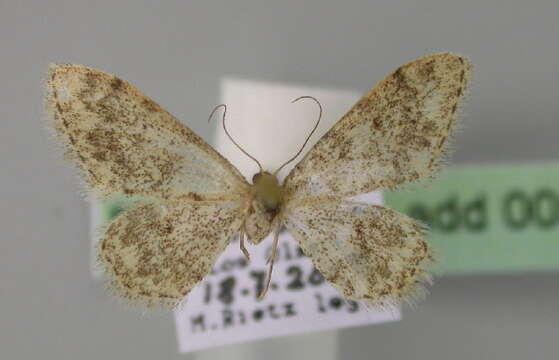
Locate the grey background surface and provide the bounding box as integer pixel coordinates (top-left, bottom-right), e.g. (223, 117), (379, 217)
(1, 1), (558, 359)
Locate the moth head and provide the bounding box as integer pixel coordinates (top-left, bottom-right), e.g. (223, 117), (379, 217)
(251, 171), (274, 185)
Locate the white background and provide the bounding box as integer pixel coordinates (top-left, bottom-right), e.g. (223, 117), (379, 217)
(2, 1), (559, 359)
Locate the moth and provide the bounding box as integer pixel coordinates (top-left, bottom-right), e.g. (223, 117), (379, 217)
(45, 53), (472, 309)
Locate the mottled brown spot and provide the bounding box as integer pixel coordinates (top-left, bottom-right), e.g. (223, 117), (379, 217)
(110, 78), (123, 90)
(188, 192), (202, 201)
(142, 98), (158, 112)
(372, 116), (382, 129)
(92, 151), (107, 161)
(437, 136), (446, 149)
(67, 133), (76, 146)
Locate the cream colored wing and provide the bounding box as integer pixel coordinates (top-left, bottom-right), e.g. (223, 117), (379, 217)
(99, 199), (244, 308)
(284, 53), (472, 199)
(45, 64), (248, 200)
(283, 199), (432, 306)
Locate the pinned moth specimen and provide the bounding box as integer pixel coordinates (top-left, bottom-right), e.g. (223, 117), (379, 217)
(45, 53), (472, 308)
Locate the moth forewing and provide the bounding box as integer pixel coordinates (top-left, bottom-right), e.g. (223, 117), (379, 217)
(45, 64), (249, 201)
(283, 53), (472, 200)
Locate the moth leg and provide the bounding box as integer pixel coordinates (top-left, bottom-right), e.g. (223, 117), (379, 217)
(257, 223), (281, 300)
(239, 227), (251, 262)
(238, 202), (253, 262)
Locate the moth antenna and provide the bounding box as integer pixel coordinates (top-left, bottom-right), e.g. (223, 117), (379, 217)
(208, 104), (263, 173)
(257, 224), (281, 300)
(273, 96), (322, 176)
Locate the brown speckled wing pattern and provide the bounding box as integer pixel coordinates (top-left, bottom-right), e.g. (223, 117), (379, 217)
(46, 53), (471, 309)
(99, 200), (244, 307)
(284, 53), (472, 200)
(45, 64), (248, 201)
(284, 200), (432, 307)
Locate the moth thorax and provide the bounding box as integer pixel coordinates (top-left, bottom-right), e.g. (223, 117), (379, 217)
(252, 171), (283, 213)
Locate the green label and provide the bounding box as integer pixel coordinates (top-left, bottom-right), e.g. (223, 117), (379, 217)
(385, 163), (559, 275)
(100, 197), (131, 223)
